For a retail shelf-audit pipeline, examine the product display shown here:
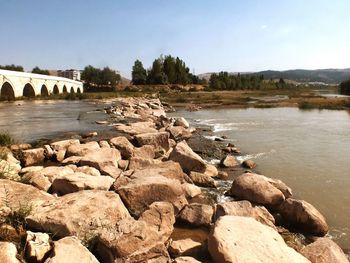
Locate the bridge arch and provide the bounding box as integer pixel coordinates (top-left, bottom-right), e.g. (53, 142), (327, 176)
(70, 87), (75, 93)
(63, 85), (68, 93)
(77, 87), (82, 94)
(23, 83), (35, 97)
(41, 85), (49, 96)
(0, 82), (15, 100)
(53, 85), (59, 95)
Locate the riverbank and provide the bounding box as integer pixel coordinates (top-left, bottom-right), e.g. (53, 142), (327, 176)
(0, 98), (349, 262)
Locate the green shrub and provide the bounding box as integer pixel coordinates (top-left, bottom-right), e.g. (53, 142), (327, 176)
(0, 132), (15, 146)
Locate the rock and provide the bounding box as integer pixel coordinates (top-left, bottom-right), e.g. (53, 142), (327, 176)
(169, 141), (206, 173)
(182, 183), (202, 199)
(20, 166), (43, 175)
(278, 198), (329, 236)
(116, 174), (188, 217)
(66, 141), (100, 157)
(214, 200), (275, 228)
(169, 238), (202, 258)
(22, 166), (75, 191)
(301, 237), (349, 263)
(128, 157), (162, 170)
(174, 256), (202, 263)
(178, 203), (213, 227)
(167, 126), (193, 141)
(133, 145), (156, 159)
(204, 164), (218, 178)
(26, 190), (130, 239)
(0, 159), (21, 180)
(134, 132), (170, 153)
(208, 216), (310, 263)
(118, 159), (129, 170)
(43, 145), (54, 159)
(189, 172), (216, 188)
(115, 121), (158, 136)
(51, 172), (115, 195)
(110, 136), (134, 159)
(0, 242), (21, 263)
(228, 173), (285, 207)
(220, 155), (238, 168)
(10, 143), (31, 152)
(95, 219), (170, 263)
(75, 166), (101, 176)
(174, 117), (190, 128)
(0, 179), (53, 212)
(139, 202), (175, 243)
(61, 156), (82, 165)
(25, 231), (51, 262)
(99, 140), (110, 148)
(45, 236), (99, 263)
(79, 148), (121, 173)
(266, 177), (293, 199)
(216, 171), (228, 180)
(21, 148), (45, 166)
(242, 159), (256, 169)
(50, 139), (80, 152)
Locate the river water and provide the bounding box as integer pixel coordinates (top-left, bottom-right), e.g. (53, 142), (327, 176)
(0, 100), (349, 250)
(175, 107), (350, 251)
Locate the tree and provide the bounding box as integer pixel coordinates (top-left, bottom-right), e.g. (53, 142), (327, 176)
(81, 65), (121, 91)
(340, 79), (350, 95)
(147, 59), (167, 84)
(0, 64), (24, 72)
(132, 60), (147, 85)
(163, 56), (176, 83)
(32, 66), (49, 75)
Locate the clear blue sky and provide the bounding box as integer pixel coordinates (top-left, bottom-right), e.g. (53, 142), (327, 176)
(1, 0), (350, 77)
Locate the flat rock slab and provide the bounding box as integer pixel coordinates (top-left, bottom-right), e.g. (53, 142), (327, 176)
(66, 141), (100, 157)
(0, 179), (53, 212)
(208, 216), (310, 263)
(79, 148), (121, 173)
(51, 172), (115, 195)
(26, 190), (130, 239)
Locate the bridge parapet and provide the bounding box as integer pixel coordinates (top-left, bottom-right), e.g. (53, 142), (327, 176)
(0, 69), (83, 100)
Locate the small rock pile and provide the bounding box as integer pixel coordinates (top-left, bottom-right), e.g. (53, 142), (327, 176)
(0, 97), (348, 263)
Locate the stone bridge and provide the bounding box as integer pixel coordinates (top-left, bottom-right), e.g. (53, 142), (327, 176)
(0, 69), (83, 100)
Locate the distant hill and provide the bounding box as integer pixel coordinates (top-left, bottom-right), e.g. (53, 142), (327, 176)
(199, 68), (350, 84)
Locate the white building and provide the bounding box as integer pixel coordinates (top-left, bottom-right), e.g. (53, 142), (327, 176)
(57, 69), (81, 81)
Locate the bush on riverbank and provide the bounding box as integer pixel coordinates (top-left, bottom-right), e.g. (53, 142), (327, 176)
(0, 132), (16, 146)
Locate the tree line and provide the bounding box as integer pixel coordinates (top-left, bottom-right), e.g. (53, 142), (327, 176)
(0, 65), (50, 75)
(340, 79), (350, 95)
(132, 55), (206, 85)
(209, 72), (290, 90)
(81, 65), (121, 92)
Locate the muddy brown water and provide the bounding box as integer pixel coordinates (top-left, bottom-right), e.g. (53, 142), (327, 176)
(171, 107), (350, 251)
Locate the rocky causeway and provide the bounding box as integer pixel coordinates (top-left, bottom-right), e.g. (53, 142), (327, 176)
(0, 97), (348, 263)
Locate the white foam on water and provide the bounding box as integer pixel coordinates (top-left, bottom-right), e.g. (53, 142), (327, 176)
(236, 149), (276, 163)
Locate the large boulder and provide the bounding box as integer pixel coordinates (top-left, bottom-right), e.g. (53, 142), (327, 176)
(169, 141), (206, 173)
(26, 190), (130, 239)
(167, 126), (193, 141)
(169, 238), (202, 258)
(50, 139), (80, 152)
(22, 166), (75, 191)
(301, 237), (350, 263)
(66, 141), (100, 157)
(21, 148), (45, 166)
(139, 202), (175, 243)
(110, 136), (134, 159)
(45, 236), (99, 263)
(0, 242), (21, 263)
(75, 166), (101, 176)
(116, 174), (188, 217)
(0, 179), (53, 212)
(51, 172), (115, 195)
(128, 157), (162, 170)
(208, 216), (310, 263)
(178, 203), (214, 227)
(174, 117), (190, 128)
(278, 198), (329, 236)
(214, 200), (275, 228)
(134, 132), (170, 152)
(228, 173), (285, 207)
(95, 218), (170, 263)
(79, 148), (121, 174)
